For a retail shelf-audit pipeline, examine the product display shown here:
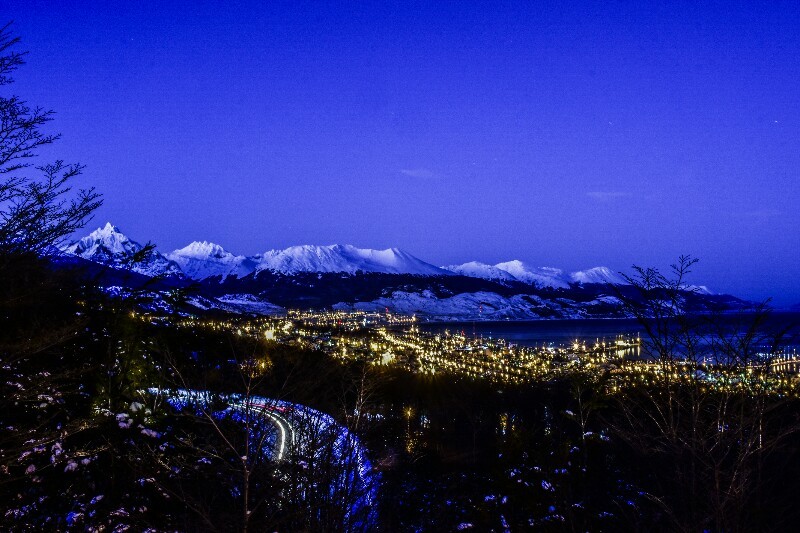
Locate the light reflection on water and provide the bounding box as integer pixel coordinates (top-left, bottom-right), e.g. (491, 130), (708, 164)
(418, 318), (647, 348)
(418, 313), (800, 351)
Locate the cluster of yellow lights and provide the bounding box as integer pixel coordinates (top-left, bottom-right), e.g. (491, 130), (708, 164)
(129, 310), (800, 395)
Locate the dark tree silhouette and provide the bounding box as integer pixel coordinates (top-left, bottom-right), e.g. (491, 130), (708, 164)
(0, 23), (112, 530)
(0, 22), (100, 260)
(610, 256), (800, 532)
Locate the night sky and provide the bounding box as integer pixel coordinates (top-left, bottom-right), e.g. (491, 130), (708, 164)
(6, 1), (799, 305)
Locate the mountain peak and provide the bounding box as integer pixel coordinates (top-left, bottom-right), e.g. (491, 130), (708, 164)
(442, 261), (519, 282)
(63, 224), (182, 278)
(100, 221), (121, 233)
(494, 261), (569, 288)
(173, 240), (230, 258)
(167, 241), (254, 281)
(62, 229), (703, 292)
(569, 266), (625, 285)
(79, 222), (127, 242)
(255, 244), (449, 276)
(67, 223), (133, 256)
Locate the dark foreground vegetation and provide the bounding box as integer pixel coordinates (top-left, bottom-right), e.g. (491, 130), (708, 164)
(3, 257), (800, 531)
(3, 23), (800, 532)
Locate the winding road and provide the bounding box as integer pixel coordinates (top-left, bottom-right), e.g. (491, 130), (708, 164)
(230, 399), (295, 461)
(149, 388), (379, 530)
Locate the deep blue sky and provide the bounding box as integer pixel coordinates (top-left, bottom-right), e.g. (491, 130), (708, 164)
(6, 1), (800, 304)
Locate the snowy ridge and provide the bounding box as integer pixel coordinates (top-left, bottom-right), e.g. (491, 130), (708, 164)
(254, 244), (449, 276)
(63, 224), (716, 299)
(443, 260), (571, 289)
(445, 260), (640, 289)
(683, 284), (713, 295)
(63, 223), (182, 278)
(333, 290), (632, 321)
(167, 241), (257, 281)
(60, 224), (733, 319)
(187, 293), (285, 315)
(495, 261), (570, 288)
(66, 225), (451, 279)
(569, 266), (626, 285)
(442, 261), (519, 282)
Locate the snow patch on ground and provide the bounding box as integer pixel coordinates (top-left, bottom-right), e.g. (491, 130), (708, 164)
(334, 290), (599, 321)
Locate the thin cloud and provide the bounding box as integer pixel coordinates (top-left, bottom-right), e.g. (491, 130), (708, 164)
(399, 168), (440, 180)
(586, 191), (631, 200)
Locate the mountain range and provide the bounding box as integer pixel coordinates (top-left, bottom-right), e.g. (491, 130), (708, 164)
(58, 223), (732, 320)
(67, 223), (636, 287)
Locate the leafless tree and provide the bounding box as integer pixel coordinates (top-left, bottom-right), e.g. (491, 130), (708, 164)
(0, 23), (100, 261)
(0, 23), (102, 513)
(610, 256), (800, 531)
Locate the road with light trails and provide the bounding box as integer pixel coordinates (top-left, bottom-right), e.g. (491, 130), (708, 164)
(151, 388), (379, 530)
(230, 400), (295, 461)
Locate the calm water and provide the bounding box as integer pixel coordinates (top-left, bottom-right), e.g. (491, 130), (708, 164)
(417, 312), (800, 349)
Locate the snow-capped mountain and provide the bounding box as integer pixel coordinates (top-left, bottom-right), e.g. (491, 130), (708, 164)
(494, 261), (570, 288)
(253, 244), (450, 276)
(441, 261), (519, 282)
(443, 260), (570, 288)
(167, 241), (257, 281)
(444, 260), (634, 289)
(62, 223), (182, 278)
(65, 224), (642, 288)
(683, 284), (713, 295)
(570, 266), (626, 285)
(64, 225), (452, 278)
(59, 224), (733, 320)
